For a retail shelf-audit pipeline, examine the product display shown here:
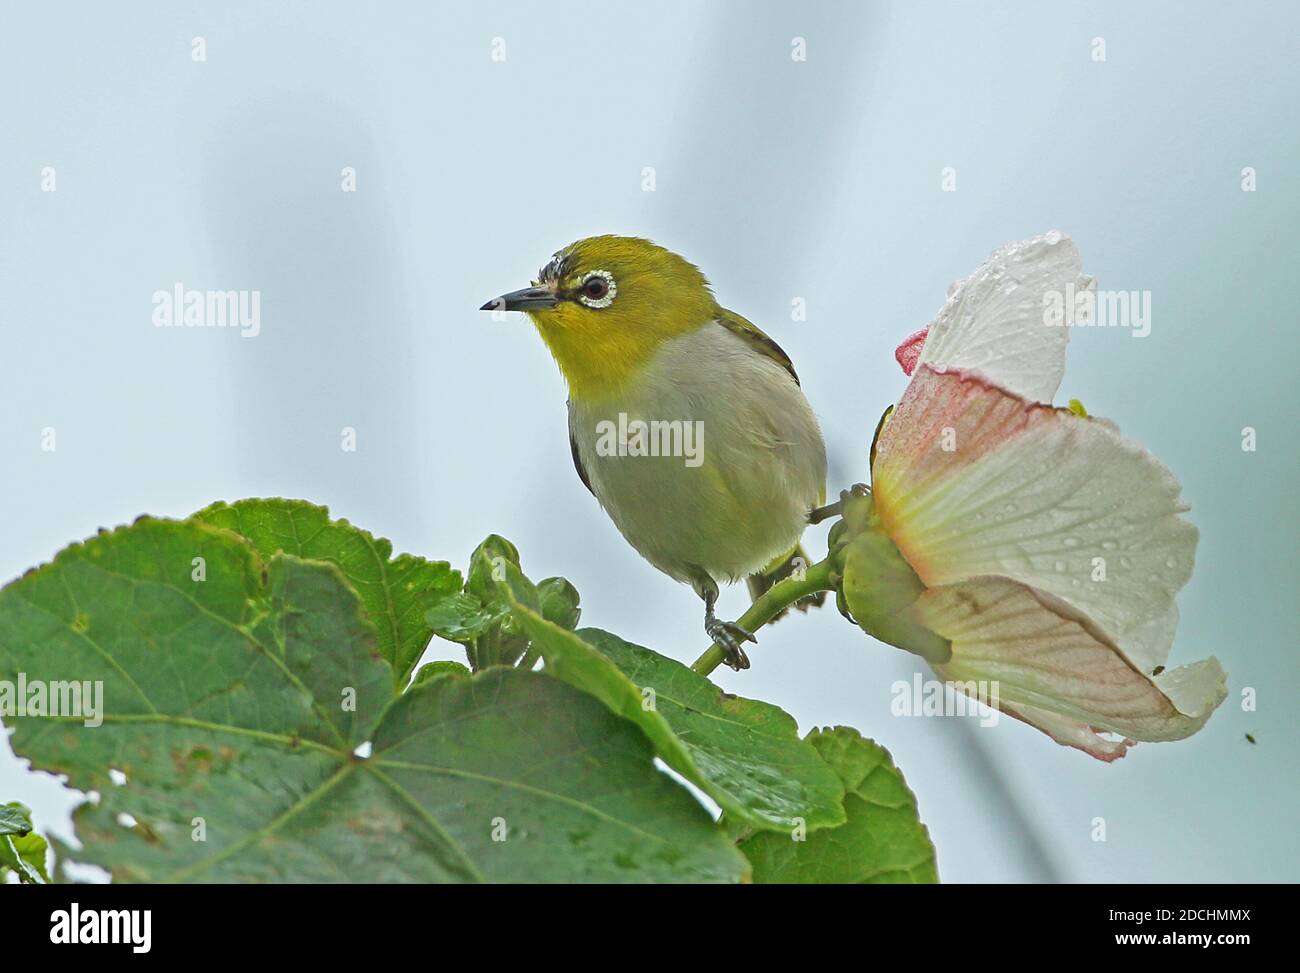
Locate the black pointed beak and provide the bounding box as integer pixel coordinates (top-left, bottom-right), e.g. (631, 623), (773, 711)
(480, 285), (558, 312)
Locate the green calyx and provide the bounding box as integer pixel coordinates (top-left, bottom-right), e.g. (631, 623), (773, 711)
(829, 491), (952, 666)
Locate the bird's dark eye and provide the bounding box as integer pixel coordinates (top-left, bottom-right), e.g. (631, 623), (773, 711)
(576, 269), (617, 307)
(577, 270), (617, 307)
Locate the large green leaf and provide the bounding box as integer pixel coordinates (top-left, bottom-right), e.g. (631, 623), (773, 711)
(193, 498), (460, 683)
(0, 518), (746, 883)
(372, 668), (745, 883)
(738, 726), (938, 883)
(0, 801), (49, 883)
(502, 588), (846, 834)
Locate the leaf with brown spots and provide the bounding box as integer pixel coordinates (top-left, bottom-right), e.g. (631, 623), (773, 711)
(0, 517), (745, 883)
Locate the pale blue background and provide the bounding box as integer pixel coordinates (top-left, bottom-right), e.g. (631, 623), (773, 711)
(2, 1), (1296, 882)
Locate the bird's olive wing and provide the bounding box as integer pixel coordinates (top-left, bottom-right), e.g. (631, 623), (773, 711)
(567, 413), (595, 497)
(715, 311), (800, 386)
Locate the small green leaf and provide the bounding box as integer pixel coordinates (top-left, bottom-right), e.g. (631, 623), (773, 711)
(410, 660), (471, 686)
(424, 591), (506, 643)
(738, 726), (938, 883)
(536, 577), (581, 630)
(1, 833), (49, 884)
(502, 590), (845, 833)
(466, 535), (533, 608)
(193, 498), (460, 684)
(0, 802), (34, 836)
(0, 803), (49, 883)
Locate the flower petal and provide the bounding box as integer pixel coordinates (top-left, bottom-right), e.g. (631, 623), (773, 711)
(873, 365), (1197, 674)
(894, 328), (928, 376)
(913, 577), (1226, 759)
(911, 231), (1089, 403)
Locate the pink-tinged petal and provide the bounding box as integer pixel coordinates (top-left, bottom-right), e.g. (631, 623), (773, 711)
(997, 702), (1135, 762)
(914, 578), (1226, 759)
(913, 231), (1089, 403)
(873, 365), (1198, 675)
(894, 328), (928, 376)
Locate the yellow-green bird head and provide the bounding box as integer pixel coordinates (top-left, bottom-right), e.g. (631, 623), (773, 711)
(480, 235), (719, 399)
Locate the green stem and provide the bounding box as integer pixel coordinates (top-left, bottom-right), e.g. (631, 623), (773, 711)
(689, 559), (837, 676)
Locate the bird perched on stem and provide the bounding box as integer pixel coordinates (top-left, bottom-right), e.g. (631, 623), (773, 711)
(482, 236), (827, 669)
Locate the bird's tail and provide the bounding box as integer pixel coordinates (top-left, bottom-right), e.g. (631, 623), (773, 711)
(746, 544), (826, 622)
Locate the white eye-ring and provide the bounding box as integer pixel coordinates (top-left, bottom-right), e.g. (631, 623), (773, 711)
(578, 270), (617, 308)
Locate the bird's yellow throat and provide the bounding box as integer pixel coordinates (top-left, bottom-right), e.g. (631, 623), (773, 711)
(527, 304), (711, 400)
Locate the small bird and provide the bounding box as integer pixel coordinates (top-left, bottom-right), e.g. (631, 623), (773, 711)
(482, 236), (827, 669)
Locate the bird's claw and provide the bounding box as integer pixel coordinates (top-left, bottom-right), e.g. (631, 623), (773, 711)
(706, 617), (756, 671)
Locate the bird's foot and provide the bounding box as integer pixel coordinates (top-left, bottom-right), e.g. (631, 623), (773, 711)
(807, 499), (842, 525)
(808, 484), (870, 525)
(706, 615), (756, 671)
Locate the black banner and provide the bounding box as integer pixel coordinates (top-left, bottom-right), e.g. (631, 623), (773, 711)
(1, 883), (1280, 958)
